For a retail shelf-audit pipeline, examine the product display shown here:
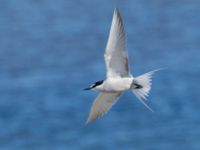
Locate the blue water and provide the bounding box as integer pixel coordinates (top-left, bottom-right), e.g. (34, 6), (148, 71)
(0, 0), (200, 149)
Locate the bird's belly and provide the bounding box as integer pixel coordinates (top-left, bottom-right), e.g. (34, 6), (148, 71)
(103, 78), (133, 92)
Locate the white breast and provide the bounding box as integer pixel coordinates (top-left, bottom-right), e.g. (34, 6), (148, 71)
(102, 77), (133, 92)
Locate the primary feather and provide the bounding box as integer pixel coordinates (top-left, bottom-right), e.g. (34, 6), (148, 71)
(104, 8), (130, 78)
(86, 92), (121, 124)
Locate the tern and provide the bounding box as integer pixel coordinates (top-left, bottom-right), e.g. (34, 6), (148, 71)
(84, 8), (160, 123)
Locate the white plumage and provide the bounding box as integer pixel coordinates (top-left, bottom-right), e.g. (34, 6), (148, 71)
(105, 8), (130, 78)
(86, 92), (121, 124)
(85, 8), (160, 123)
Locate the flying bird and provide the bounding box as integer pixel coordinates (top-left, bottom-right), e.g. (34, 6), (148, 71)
(84, 8), (161, 124)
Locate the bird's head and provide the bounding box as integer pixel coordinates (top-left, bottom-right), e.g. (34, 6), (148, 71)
(84, 80), (104, 91)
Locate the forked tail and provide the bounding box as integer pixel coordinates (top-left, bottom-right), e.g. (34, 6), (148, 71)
(131, 69), (163, 112)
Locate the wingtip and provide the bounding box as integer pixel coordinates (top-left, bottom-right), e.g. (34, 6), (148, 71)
(114, 7), (120, 14)
(86, 112), (101, 124)
(112, 8), (123, 26)
(114, 7), (119, 11)
(85, 114), (94, 124)
(85, 117), (93, 125)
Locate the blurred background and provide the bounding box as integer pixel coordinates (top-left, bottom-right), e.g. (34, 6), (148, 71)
(0, 0), (200, 149)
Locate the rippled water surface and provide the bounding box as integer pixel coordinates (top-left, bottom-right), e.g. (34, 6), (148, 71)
(0, 0), (200, 149)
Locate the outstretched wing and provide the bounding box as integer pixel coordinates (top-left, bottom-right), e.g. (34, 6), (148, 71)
(104, 8), (130, 78)
(86, 92), (121, 124)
